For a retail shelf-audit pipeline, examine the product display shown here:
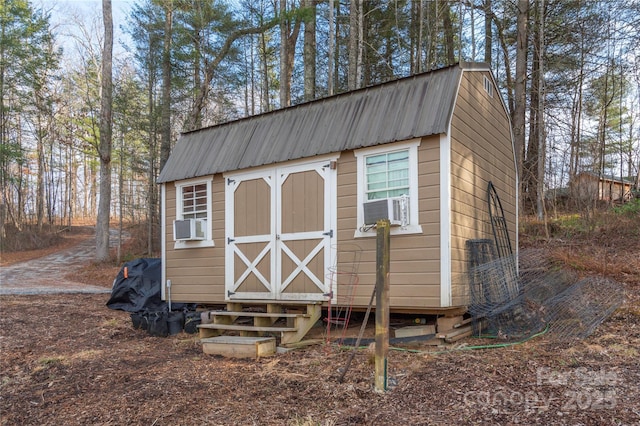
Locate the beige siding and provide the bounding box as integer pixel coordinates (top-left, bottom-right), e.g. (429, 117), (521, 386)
(164, 176), (226, 302)
(165, 138), (443, 308)
(449, 71), (517, 306)
(335, 137), (442, 310)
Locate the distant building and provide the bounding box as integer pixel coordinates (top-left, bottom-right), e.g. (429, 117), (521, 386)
(573, 172), (636, 203)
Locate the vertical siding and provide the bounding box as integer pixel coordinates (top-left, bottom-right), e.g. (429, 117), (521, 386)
(449, 71), (517, 306)
(280, 169), (325, 295)
(234, 178), (271, 236)
(164, 175), (226, 302)
(281, 170), (323, 233)
(336, 137), (442, 309)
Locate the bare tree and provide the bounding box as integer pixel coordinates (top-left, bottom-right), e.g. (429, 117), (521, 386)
(303, 0), (316, 102)
(442, 3), (455, 65)
(348, 0), (359, 90)
(513, 0), (529, 197)
(278, 0), (302, 108)
(96, 0), (113, 262)
(159, 0), (172, 172)
(484, 0), (492, 63)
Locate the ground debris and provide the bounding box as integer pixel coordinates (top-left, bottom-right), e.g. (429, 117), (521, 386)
(0, 290), (638, 425)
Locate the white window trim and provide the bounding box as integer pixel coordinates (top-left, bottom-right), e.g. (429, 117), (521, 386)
(173, 176), (214, 249)
(354, 139), (423, 238)
(483, 75), (494, 98)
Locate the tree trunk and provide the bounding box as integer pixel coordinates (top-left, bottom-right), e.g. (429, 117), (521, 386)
(424, 1), (437, 71)
(568, 49), (585, 189)
(524, 0), (542, 214)
(513, 0), (529, 202)
(261, 21), (270, 112)
(535, 0), (545, 221)
(279, 0), (288, 107)
(303, 0), (316, 102)
(410, 0), (424, 74)
(495, 18), (514, 114)
(36, 113), (45, 230)
(357, 1), (363, 86)
(286, 9), (301, 105)
(67, 143), (74, 227)
(159, 1), (172, 172)
(278, 0), (301, 108)
(96, 0), (113, 262)
(333, 1), (341, 93)
(484, 0), (492, 63)
(442, 4), (455, 66)
(147, 50), (157, 255)
(328, 0), (334, 95)
(348, 0), (358, 90)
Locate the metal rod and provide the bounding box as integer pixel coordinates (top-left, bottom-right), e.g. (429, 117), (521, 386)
(337, 286), (376, 383)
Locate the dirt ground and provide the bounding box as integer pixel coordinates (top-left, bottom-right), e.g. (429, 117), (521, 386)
(0, 220), (639, 425)
(0, 226), (93, 267)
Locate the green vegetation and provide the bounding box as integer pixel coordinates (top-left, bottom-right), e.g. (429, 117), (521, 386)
(613, 198), (640, 217)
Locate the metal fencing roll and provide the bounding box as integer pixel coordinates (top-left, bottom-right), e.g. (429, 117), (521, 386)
(467, 244), (624, 342)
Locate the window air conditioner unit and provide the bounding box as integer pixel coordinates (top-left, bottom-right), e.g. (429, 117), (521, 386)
(173, 218), (206, 241)
(362, 196), (409, 226)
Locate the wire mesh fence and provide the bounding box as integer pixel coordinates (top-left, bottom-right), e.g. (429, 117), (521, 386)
(467, 243), (624, 342)
(325, 244), (362, 345)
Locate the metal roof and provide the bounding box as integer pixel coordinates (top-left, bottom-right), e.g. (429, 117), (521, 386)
(158, 62), (485, 183)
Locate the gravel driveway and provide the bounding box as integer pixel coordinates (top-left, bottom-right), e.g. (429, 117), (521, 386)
(0, 231), (116, 295)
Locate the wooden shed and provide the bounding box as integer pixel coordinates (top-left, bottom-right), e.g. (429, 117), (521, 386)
(573, 172), (636, 203)
(157, 62), (517, 324)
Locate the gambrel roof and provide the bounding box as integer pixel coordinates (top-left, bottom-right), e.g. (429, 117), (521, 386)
(157, 62), (490, 183)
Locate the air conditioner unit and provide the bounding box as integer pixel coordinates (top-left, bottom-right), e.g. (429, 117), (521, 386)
(362, 196), (409, 226)
(173, 218), (206, 241)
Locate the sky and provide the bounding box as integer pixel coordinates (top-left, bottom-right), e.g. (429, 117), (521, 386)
(36, 0), (135, 59)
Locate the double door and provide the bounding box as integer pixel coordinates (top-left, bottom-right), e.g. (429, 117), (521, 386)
(225, 159), (336, 301)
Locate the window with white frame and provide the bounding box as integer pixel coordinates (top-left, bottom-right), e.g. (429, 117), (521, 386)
(181, 183), (208, 219)
(355, 140), (422, 237)
(174, 177), (214, 248)
(483, 75), (494, 98)
(365, 150), (410, 200)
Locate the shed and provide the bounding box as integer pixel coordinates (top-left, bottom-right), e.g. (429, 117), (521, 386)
(573, 172), (636, 203)
(157, 62), (517, 316)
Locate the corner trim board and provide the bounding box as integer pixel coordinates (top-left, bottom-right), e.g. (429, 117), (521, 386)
(161, 183), (167, 301)
(440, 133), (452, 307)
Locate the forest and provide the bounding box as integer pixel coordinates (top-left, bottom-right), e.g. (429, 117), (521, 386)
(1, 0), (639, 260)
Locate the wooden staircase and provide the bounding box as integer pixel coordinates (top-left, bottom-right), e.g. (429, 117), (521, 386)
(198, 301), (322, 357)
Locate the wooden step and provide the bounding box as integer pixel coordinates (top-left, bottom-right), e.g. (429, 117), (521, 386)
(201, 336), (276, 358)
(207, 311), (309, 318)
(198, 323), (297, 333)
(198, 302), (322, 349)
(227, 300), (323, 305)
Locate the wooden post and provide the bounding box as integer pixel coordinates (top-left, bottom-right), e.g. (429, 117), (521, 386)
(375, 219), (390, 392)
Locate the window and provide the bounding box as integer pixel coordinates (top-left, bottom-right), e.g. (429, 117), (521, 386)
(365, 150), (410, 200)
(174, 177), (214, 248)
(355, 140), (422, 237)
(181, 183), (208, 219)
(483, 75), (494, 98)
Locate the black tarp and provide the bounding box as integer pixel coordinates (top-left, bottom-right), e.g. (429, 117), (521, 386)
(107, 258), (190, 313)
